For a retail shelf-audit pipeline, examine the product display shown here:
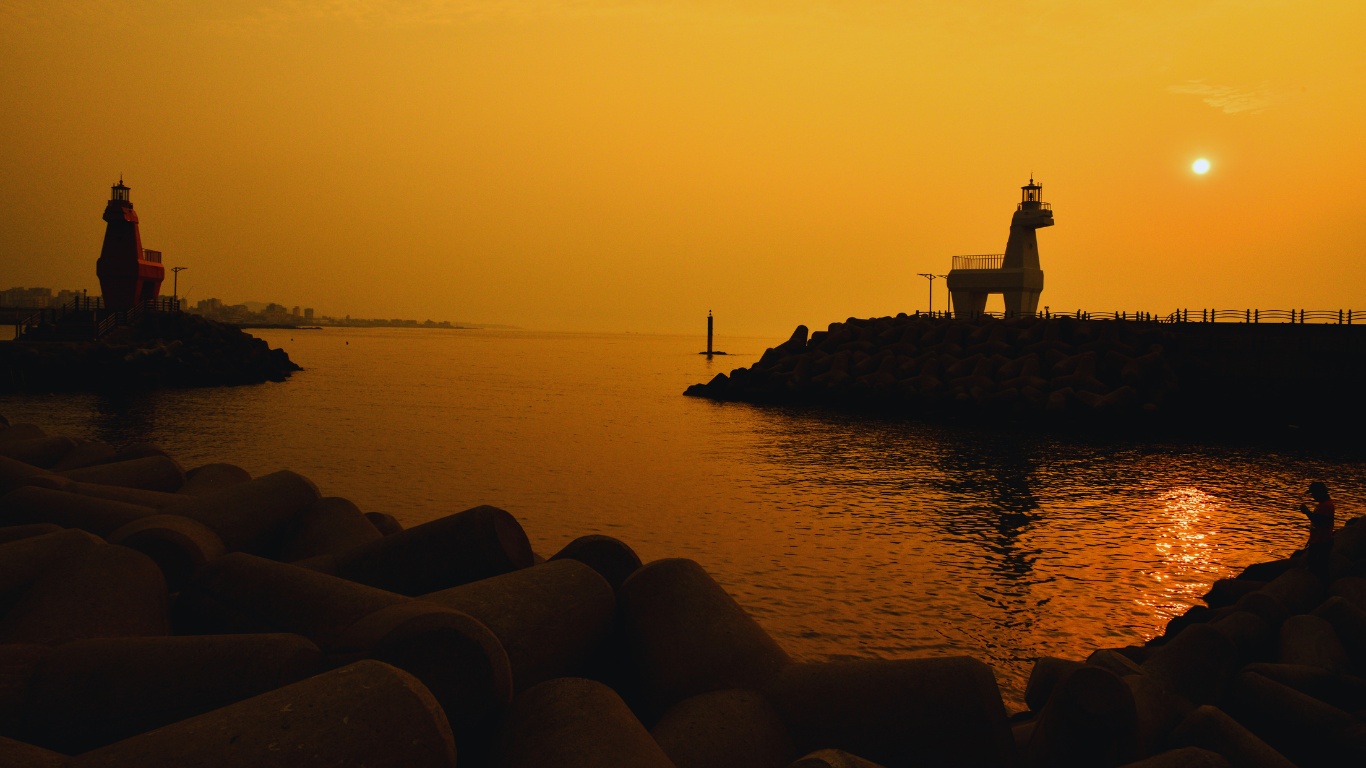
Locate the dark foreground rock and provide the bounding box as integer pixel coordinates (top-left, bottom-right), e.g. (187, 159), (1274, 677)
(1, 313), (300, 392)
(2, 413), (1364, 766)
(686, 315), (1366, 440)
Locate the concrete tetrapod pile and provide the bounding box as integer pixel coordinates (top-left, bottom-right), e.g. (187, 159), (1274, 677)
(2, 313), (301, 393)
(0, 413), (1361, 767)
(684, 314), (1366, 436)
(1018, 527), (1366, 768)
(685, 316), (1183, 421)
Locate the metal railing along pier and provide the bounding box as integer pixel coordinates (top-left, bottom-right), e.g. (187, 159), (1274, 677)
(12, 296), (182, 341)
(909, 308), (1366, 324)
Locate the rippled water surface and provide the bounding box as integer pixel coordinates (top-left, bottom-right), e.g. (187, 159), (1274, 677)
(4, 328), (1365, 707)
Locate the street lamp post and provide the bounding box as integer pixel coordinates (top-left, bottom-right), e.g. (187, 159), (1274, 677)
(917, 273), (947, 315)
(171, 266), (188, 305)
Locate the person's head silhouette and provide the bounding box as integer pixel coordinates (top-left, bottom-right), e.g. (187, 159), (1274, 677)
(1308, 481), (1330, 502)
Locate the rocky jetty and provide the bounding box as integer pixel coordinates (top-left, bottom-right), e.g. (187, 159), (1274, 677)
(2, 413), (1365, 766)
(1, 313), (299, 392)
(685, 315), (1366, 438)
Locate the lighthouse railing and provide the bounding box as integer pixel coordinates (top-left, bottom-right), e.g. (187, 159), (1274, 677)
(950, 254), (1005, 271)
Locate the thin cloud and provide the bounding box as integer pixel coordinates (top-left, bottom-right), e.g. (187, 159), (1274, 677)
(1168, 80), (1275, 114)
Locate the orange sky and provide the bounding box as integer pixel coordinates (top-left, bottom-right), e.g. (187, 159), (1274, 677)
(1, 1), (1363, 334)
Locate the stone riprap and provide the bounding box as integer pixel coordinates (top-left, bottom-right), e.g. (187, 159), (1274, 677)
(1, 413), (1365, 767)
(1, 313), (299, 392)
(685, 315), (1366, 437)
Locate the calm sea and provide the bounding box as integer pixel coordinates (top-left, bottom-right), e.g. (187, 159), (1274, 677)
(4, 327), (1364, 707)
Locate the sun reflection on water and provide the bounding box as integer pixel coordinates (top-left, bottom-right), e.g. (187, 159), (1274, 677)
(1144, 486), (1224, 620)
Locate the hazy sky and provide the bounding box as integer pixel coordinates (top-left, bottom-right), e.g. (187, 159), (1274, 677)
(2, 1), (1362, 334)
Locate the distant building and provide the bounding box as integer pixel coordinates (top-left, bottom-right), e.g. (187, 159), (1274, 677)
(304, 308), (314, 320)
(96, 179), (164, 310)
(0, 287), (87, 308)
(53, 289), (84, 307)
(292, 306), (301, 317)
(1, 287), (52, 308)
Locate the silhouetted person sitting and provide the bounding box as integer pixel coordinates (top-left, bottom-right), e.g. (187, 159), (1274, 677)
(1299, 481), (1335, 581)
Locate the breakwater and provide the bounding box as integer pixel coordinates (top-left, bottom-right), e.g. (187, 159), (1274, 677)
(686, 315), (1366, 441)
(1, 313), (299, 392)
(1, 415), (1364, 767)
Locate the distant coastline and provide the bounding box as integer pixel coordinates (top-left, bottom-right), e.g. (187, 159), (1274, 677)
(230, 321), (510, 330)
(235, 324), (324, 330)
(202, 312), (516, 331)
(1, 293), (517, 333)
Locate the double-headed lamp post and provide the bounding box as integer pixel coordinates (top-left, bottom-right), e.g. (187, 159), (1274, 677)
(917, 273), (947, 314)
(171, 266), (188, 304)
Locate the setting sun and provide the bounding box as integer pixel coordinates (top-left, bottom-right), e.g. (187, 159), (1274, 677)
(1192, 158), (1211, 175)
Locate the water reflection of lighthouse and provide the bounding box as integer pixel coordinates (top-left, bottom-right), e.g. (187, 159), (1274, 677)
(95, 178), (164, 311)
